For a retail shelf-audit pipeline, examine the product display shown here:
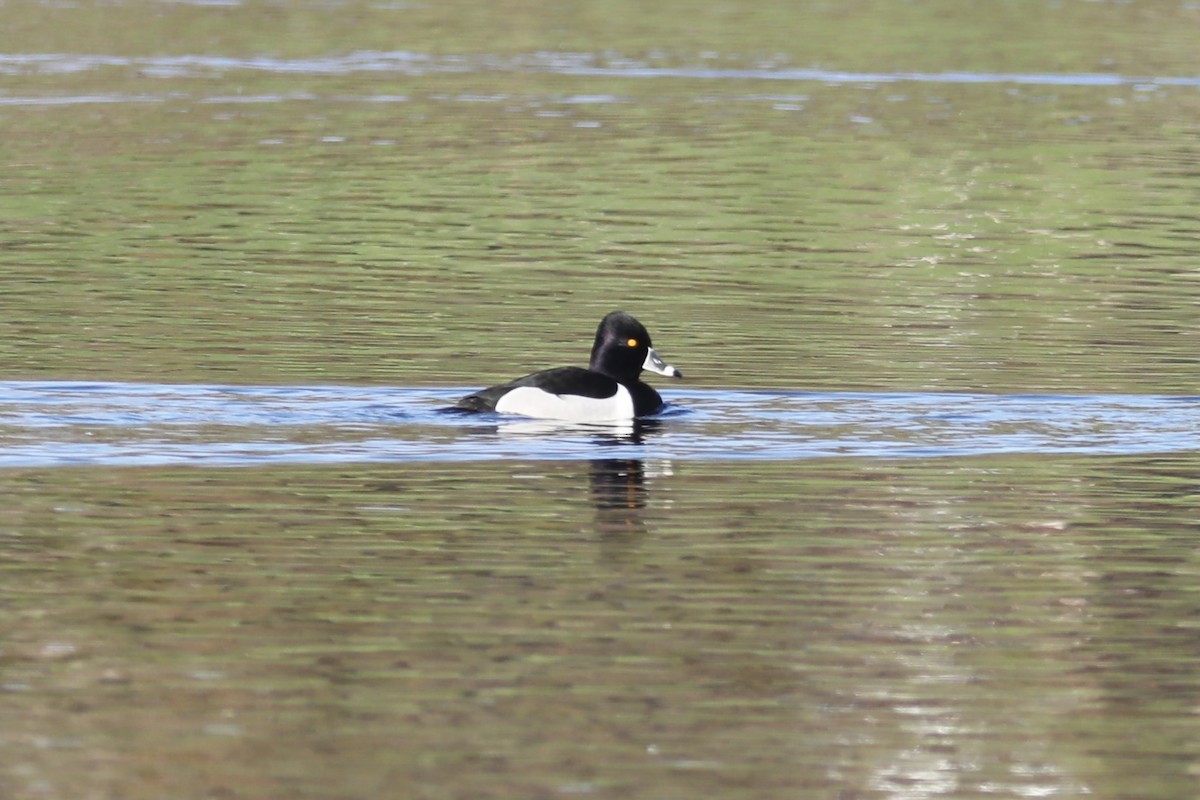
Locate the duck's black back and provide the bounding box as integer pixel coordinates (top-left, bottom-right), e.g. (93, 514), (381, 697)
(454, 367), (619, 412)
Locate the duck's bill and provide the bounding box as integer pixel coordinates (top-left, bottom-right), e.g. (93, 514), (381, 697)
(643, 347), (682, 378)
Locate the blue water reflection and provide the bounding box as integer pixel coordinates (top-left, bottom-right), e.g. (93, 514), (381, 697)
(2, 51), (1197, 87)
(0, 381), (1197, 467)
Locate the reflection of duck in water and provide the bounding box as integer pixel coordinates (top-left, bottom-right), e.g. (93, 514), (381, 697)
(453, 311), (681, 421)
(589, 456), (675, 541)
(492, 416), (663, 444)
(591, 458), (649, 512)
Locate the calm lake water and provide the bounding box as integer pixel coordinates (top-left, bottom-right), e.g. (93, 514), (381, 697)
(5, 1), (1200, 798)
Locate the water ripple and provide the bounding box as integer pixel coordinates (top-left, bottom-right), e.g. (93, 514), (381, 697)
(0, 51), (1195, 87)
(0, 382), (1197, 467)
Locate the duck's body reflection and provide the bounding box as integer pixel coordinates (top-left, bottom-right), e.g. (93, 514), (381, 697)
(590, 458), (648, 512)
(493, 418), (638, 440)
(487, 417), (671, 540)
(588, 457), (676, 541)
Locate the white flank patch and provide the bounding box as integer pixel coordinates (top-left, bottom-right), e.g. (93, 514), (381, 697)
(494, 385), (635, 421)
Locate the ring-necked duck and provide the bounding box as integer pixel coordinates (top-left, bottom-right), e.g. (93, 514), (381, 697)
(454, 311), (682, 421)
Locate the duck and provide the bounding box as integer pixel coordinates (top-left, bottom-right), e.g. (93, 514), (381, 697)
(453, 311), (681, 421)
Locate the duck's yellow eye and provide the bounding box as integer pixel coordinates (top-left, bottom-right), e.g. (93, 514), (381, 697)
(627, 338), (639, 347)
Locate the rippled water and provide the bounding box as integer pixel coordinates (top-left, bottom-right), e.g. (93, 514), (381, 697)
(6, 50), (1200, 90)
(3, 381), (1200, 467)
(5, 1), (1200, 798)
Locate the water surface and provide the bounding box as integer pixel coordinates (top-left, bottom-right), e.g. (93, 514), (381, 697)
(2, 381), (1200, 467)
(6, 452), (1200, 800)
(4, 1), (1200, 798)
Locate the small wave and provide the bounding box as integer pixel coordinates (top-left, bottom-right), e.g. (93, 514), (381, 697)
(1, 51), (1194, 87)
(0, 381), (1197, 467)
